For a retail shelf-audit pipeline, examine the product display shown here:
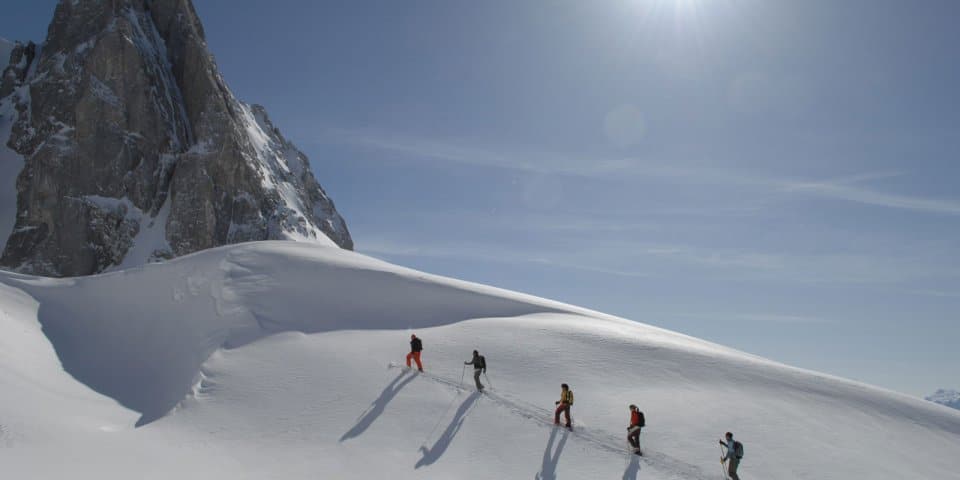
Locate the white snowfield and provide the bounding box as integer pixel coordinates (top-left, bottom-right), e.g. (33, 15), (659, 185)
(0, 242), (958, 479)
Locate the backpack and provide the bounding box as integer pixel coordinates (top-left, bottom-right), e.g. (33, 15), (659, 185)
(637, 411), (645, 427)
(734, 441), (744, 459)
(477, 355), (486, 369)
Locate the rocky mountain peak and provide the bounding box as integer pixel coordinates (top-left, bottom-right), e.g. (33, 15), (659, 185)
(0, 0), (352, 277)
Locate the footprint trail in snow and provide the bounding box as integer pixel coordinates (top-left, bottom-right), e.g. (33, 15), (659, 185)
(389, 363), (709, 480)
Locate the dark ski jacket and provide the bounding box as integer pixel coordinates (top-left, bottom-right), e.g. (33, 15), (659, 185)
(410, 337), (423, 353)
(465, 353), (486, 371)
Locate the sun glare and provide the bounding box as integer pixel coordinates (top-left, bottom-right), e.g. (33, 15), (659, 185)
(627, 0), (715, 48)
(664, 0), (705, 22)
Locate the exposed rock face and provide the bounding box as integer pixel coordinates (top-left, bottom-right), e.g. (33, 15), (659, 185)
(0, 40), (35, 99)
(0, 0), (351, 277)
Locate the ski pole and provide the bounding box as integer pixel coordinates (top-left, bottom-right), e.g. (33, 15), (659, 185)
(483, 371), (494, 389)
(459, 364), (466, 390)
(719, 444), (728, 479)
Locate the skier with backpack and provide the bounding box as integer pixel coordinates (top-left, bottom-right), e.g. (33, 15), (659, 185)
(553, 383), (574, 429)
(719, 431), (743, 479)
(627, 404), (645, 455)
(406, 334), (424, 372)
(463, 350), (486, 391)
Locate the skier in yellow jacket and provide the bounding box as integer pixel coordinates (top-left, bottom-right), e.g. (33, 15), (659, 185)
(553, 383), (574, 429)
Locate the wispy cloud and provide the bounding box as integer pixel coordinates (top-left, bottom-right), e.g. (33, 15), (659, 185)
(357, 233), (960, 286)
(320, 129), (960, 216)
(380, 211), (666, 234)
(323, 128), (634, 178)
(663, 312), (828, 324)
(734, 313), (826, 324)
(784, 180), (960, 215)
(358, 239), (652, 278)
(907, 289), (960, 299)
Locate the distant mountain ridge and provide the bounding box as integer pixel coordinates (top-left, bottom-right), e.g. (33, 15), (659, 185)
(0, 0), (351, 277)
(927, 389), (960, 410)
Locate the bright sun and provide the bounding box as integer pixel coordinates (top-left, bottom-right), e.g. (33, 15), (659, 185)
(666, 0), (704, 17)
(633, 0), (712, 35)
(631, 0), (707, 21)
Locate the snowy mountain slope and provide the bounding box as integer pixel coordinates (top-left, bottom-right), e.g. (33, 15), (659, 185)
(0, 241), (958, 479)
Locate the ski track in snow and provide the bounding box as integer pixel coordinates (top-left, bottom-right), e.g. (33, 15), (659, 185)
(389, 363), (709, 480)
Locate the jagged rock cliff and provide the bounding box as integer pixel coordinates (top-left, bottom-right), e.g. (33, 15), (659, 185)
(0, 38), (23, 249)
(0, 0), (352, 277)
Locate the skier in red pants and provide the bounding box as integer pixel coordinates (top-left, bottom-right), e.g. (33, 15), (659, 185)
(406, 334), (423, 372)
(554, 383), (573, 429)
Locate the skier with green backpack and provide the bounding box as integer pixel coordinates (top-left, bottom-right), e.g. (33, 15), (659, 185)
(719, 431), (744, 479)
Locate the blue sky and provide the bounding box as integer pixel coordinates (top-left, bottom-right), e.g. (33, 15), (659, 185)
(4, 0), (959, 397)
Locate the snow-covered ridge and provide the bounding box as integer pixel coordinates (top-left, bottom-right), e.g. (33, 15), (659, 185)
(237, 103), (345, 245)
(0, 241), (957, 479)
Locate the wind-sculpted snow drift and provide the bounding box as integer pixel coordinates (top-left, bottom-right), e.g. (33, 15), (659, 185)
(0, 242), (958, 479)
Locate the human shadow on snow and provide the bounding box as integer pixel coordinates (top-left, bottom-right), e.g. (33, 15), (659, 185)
(622, 453), (641, 480)
(415, 391), (482, 469)
(340, 370), (417, 442)
(535, 427), (569, 480)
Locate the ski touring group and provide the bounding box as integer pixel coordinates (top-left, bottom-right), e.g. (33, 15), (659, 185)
(403, 333), (746, 477)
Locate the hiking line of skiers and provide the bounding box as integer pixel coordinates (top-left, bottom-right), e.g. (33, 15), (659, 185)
(405, 334), (745, 476)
